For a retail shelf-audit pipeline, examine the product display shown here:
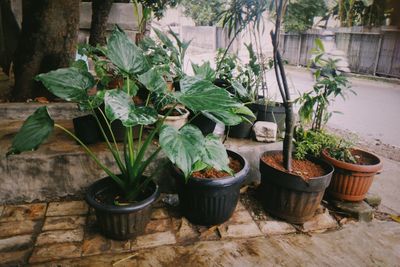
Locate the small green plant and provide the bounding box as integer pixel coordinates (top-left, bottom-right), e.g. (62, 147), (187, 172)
(294, 127), (356, 163)
(296, 38), (354, 132)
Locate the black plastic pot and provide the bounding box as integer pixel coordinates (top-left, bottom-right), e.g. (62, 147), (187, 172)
(259, 150), (333, 223)
(86, 177), (160, 240)
(174, 150), (249, 225)
(189, 113), (216, 135)
(72, 114), (101, 145)
(227, 114), (257, 139)
(253, 102), (286, 133)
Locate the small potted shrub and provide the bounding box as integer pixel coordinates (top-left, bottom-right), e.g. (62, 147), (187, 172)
(6, 28), (248, 239)
(295, 38), (382, 202)
(163, 130), (250, 225)
(321, 144), (382, 201)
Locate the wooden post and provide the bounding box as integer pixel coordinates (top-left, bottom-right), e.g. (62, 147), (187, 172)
(373, 34), (383, 76)
(296, 34), (302, 66)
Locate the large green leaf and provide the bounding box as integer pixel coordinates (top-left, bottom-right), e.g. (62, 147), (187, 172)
(202, 134), (230, 172)
(106, 28), (149, 75)
(7, 107), (54, 156)
(159, 124), (204, 179)
(78, 90), (105, 111)
(179, 76), (202, 93)
(231, 80), (249, 99)
(153, 28), (176, 53)
(35, 67), (94, 102)
(176, 79), (241, 112)
(138, 68), (167, 93)
(104, 89), (157, 127)
(192, 62), (216, 81)
(203, 110), (243, 126)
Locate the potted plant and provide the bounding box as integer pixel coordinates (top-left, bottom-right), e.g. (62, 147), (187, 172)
(321, 144), (382, 202)
(169, 147), (250, 225)
(6, 28), (248, 239)
(218, 0), (335, 223)
(157, 105), (190, 129)
(294, 38), (381, 202)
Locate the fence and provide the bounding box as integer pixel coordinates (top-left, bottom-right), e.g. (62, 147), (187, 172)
(280, 27), (400, 78)
(180, 26), (239, 52)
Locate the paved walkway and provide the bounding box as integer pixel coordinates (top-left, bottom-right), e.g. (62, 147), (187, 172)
(1, 192), (399, 266)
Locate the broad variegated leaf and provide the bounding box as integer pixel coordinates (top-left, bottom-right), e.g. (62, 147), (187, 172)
(159, 124), (204, 179)
(7, 107), (54, 156)
(231, 80), (249, 98)
(128, 106), (158, 126)
(203, 110), (243, 126)
(201, 134), (230, 172)
(138, 68), (167, 93)
(106, 28), (149, 75)
(35, 67), (94, 102)
(176, 80), (241, 112)
(104, 89), (157, 127)
(235, 105), (256, 119)
(179, 76), (202, 93)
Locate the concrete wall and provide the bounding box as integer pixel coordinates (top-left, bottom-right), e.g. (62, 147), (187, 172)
(0, 103), (281, 204)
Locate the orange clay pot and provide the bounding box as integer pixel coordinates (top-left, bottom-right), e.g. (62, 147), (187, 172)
(322, 148), (382, 202)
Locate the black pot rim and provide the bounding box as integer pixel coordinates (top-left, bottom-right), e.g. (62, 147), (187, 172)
(176, 150), (250, 187)
(85, 177), (160, 214)
(259, 150), (334, 192)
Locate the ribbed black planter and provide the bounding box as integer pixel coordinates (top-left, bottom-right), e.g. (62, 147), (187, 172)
(253, 102), (286, 132)
(72, 114), (101, 145)
(227, 114), (256, 139)
(174, 150), (249, 225)
(189, 113), (216, 135)
(86, 177), (160, 240)
(259, 150), (333, 223)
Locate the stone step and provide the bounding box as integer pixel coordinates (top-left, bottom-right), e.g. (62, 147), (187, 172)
(0, 104), (282, 203)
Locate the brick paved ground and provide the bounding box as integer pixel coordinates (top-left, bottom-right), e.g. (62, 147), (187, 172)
(0, 191), (342, 266)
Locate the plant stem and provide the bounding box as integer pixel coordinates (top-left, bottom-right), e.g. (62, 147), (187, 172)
(54, 123), (124, 188)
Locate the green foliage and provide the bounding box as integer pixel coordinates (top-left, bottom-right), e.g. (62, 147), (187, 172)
(7, 27), (249, 201)
(219, 0), (269, 38)
(294, 128), (356, 163)
(215, 48), (239, 82)
(6, 107), (54, 156)
(139, 0), (179, 19)
(296, 38), (354, 131)
(336, 0), (391, 27)
(284, 0), (328, 33)
(140, 28), (191, 81)
(180, 0), (225, 26)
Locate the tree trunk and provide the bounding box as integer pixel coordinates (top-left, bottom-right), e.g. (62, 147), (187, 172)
(12, 0), (80, 101)
(347, 0), (355, 27)
(89, 0), (114, 46)
(338, 0), (346, 27)
(0, 0), (20, 76)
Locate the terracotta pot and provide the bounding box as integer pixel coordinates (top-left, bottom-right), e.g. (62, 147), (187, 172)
(259, 150), (333, 223)
(158, 107), (189, 129)
(322, 148), (382, 201)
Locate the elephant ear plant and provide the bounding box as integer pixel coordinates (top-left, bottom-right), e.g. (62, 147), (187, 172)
(6, 28), (248, 239)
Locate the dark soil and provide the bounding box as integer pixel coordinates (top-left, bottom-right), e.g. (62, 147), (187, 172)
(350, 149), (380, 165)
(192, 157), (243, 179)
(261, 153), (326, 180)
(94, 183), (153, 206)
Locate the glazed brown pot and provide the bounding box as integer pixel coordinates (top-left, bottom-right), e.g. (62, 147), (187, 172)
(259, 150), (334, 224)
(321, 148), (382, 202)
